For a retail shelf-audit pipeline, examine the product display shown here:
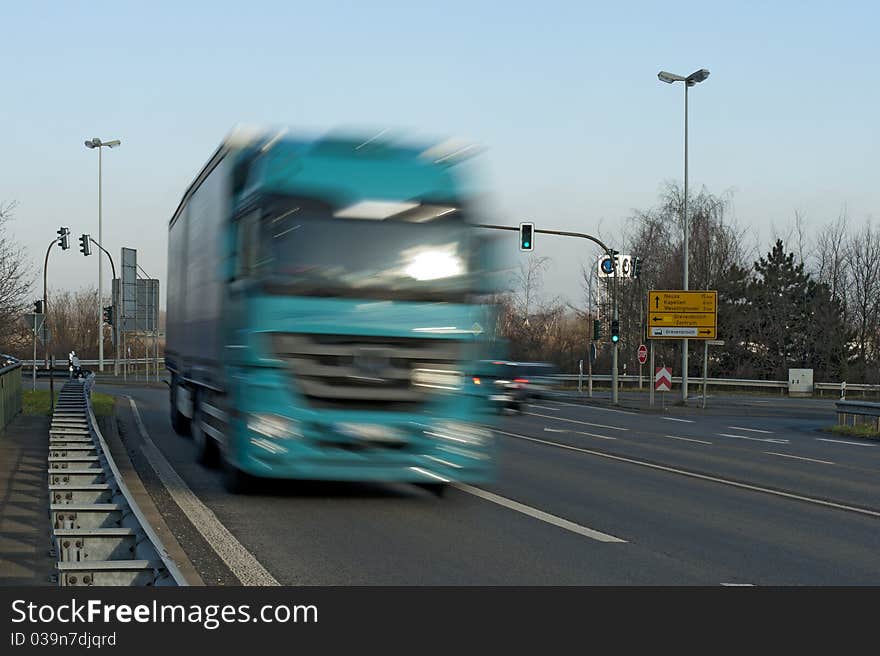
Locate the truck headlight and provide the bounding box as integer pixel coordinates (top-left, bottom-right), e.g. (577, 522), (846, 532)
(426, 420), (491, 446)
(247, 413), (302, 440)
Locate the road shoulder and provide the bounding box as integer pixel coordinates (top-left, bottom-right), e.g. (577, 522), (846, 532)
(99, 399), (205, 585)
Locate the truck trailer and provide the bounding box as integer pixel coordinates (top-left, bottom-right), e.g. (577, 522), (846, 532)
(165, 128), (500, 493)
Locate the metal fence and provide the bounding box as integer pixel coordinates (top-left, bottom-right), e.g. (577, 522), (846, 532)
(0, 361), (22, 431)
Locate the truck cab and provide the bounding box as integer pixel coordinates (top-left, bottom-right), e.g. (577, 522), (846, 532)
(165, 129), (501, 492)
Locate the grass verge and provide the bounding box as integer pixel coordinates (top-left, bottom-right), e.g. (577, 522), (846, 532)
(22, 389), (115, 418)
(824, 424), (880, 439)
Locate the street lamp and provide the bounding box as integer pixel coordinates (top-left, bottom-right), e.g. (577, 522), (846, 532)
(657, 68), (709, 404)
(84, 137), (122, 372)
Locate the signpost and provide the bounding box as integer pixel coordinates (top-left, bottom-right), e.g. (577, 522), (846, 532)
(24, 313), (45, 390)
(701, 339), (725, 408)
(647, 290), (717, 339)
(638, 343), (647, 390)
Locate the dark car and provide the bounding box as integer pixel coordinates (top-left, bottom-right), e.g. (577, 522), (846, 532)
(513, 362), (560, 400)
(475, 360), (529, 413)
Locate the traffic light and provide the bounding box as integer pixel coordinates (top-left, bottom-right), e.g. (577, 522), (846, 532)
(592, 319), (601, 341)
(57, 227), (70, 250)
(519, 222), (534, 251)
(79, 234), (91, 256)
(103, 305), (113, 326)
(611, 319), (620, 343)
(34, 300), (44, 314)
(633, 257), (642, 279)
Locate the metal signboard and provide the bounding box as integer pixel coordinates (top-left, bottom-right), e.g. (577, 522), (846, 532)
(648, 290), (717, 339)
(655, 366), (672, 392)
(119, 278), (159, 332)
(24, 313), (45, 333)
(598, 254), (635, 279)
(121, 248), (137, 322)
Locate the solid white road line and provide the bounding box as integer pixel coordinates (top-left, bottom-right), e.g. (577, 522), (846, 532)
(492, 428), (880, 519)
(816, 438), (877, 448)
(128, 397), (280, 586)
(526, 412), (629, 431)
(765, 452), (835, 466)
(529, 404), (559, 411)
(729, 426), (774, 434)
(665, 435), (713, 445)
(454, 483), (626, 543)
(661, 417), (694, 423)
(721, 583), (755, 587)
(718, 433), (789, 444)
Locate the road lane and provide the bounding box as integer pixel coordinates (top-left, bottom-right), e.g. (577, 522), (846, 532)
(490, 430), (880, 584)
(100, 382), (880, 585)
(508, 411), (880, 512)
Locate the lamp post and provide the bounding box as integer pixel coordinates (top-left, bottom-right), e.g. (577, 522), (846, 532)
(657, 68), (709, 404)
(84, 137), (121, 371)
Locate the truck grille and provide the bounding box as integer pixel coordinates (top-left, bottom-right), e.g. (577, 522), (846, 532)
(270, 333), (462, 411)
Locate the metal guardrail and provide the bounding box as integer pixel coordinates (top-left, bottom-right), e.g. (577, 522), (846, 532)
(48, 376), (186, 586)
(20, 358), (165, 367)
(835, 400), (880, 431)
(552, 374), (880, 394)
(1, 361), (23, 430)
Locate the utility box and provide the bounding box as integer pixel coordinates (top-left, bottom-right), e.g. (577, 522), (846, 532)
(788, 368), (814, 396)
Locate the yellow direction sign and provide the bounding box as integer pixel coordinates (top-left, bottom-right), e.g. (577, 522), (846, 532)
(648, 290), (718, 339)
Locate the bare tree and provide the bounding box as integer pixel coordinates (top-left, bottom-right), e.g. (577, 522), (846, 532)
(814, 210), (849, 307)
(847, 221), (880, 380)
(0, 201), (33, 351)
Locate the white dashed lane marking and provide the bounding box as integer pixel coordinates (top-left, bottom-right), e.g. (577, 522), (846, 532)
(765, 452), (835, 466)
(729, 426), (774, 434)
(816, 438), (876, 448)
(717, 433), (789, 445)
(526, 412), (629, 431)
(665, 435), (712, 445)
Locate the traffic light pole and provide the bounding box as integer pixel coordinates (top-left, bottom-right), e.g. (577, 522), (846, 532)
(477, 223), (621, 405)
(89, 238), (119, 376)
(42, 238), (57, 370)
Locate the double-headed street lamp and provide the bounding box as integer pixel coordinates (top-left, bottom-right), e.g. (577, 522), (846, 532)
(84, 137), (121, 372)
(658, 68), (709, 404)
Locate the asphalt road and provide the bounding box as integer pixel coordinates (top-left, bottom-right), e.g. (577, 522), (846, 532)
(103, 383), (880, 585)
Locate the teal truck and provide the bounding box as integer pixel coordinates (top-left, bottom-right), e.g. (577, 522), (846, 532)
(165, 128), (500, 493)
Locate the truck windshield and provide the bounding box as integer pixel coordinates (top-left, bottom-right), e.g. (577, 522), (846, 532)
(249, 195), (476, 301)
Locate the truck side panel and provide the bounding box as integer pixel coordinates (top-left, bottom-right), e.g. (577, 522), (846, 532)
(166, 155), (232, 384)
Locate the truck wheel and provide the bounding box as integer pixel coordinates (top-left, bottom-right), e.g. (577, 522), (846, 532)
(169, 375), (191, 436)
(416, 482), (447, 498)
(223, 460), (253, 495)
(192, 392), (219, 468)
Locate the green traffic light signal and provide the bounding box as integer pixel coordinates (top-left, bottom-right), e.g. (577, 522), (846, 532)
(519, 222), (534, 252)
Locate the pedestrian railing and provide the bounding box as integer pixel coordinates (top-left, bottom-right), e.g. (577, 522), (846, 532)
(0, 361), (22, 431)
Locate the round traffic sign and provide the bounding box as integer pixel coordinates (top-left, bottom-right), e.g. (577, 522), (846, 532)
(637, 344), (648, 365)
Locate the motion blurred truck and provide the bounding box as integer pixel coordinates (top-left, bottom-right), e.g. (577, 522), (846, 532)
(165, 128), (500, 493)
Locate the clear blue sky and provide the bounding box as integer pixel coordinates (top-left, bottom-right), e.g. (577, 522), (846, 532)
(2, 0), (878, 308)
